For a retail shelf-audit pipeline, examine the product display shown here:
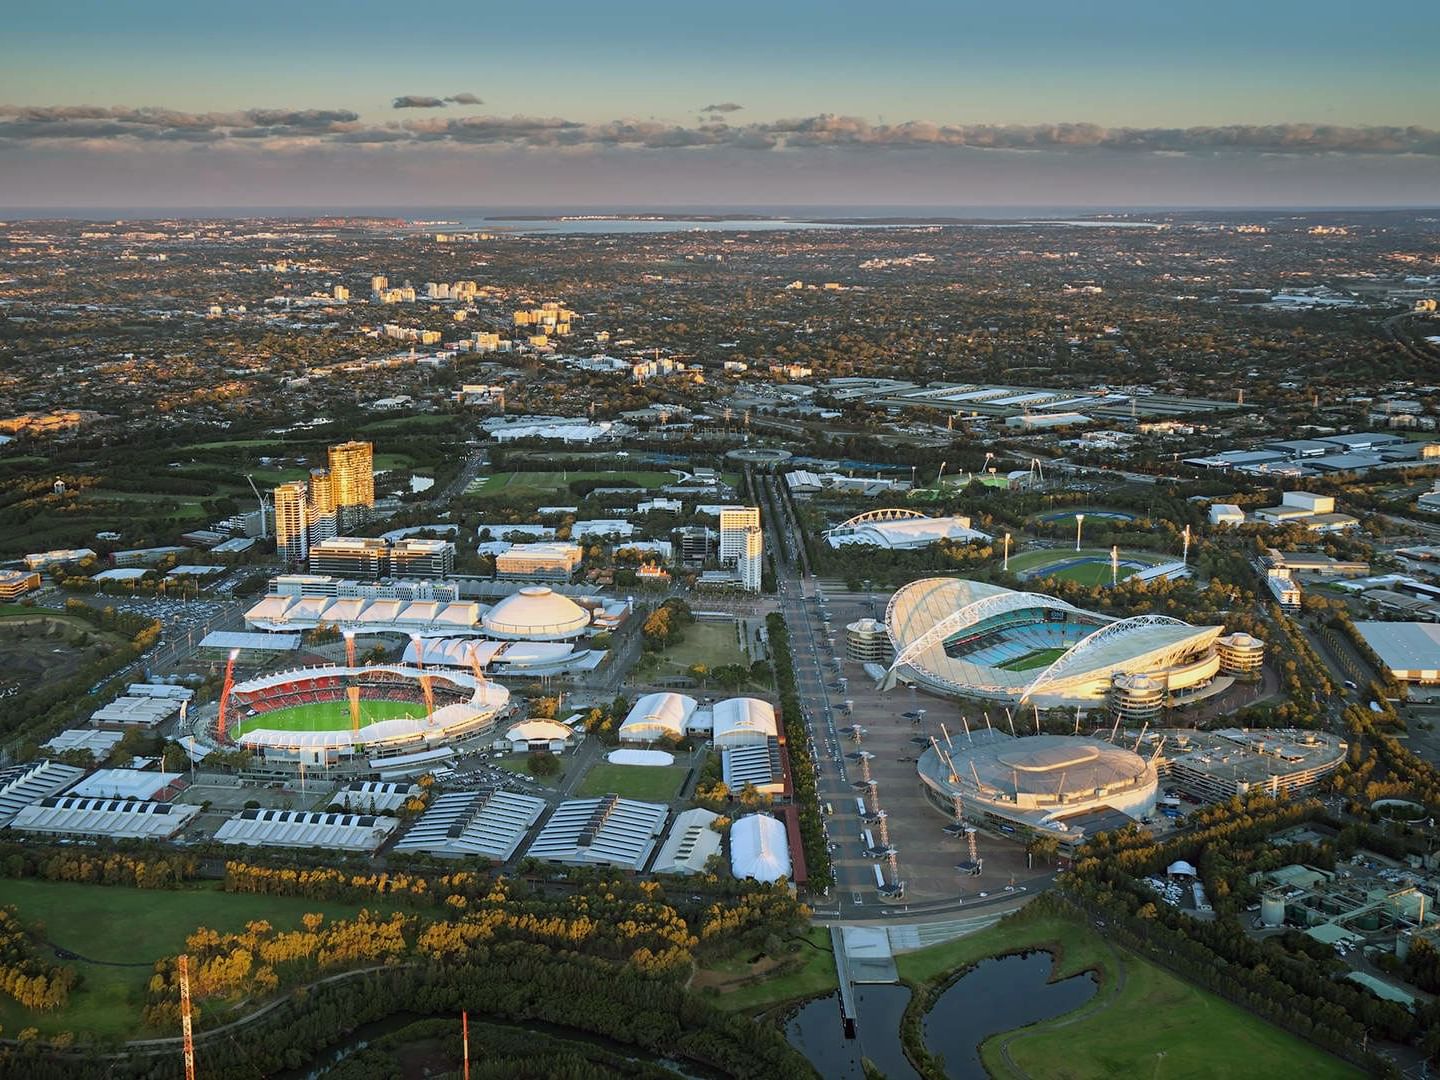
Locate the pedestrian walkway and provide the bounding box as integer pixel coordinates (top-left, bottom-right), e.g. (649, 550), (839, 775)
(886, 911), (1004, 953)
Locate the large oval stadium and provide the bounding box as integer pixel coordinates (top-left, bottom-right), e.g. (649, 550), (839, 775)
(885, 578), (1222, 706)
(202, 663), (511, 775)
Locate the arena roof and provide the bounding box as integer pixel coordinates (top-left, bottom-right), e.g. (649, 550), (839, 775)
(481, 586), (591, 640)
(651, 807), (722, 876)
(730, 813), (792, 883)
(9, 796), (200, 840)
(918, 731), (1158, 837)
(886, 578), (1221, 705)
(712, 697), (779, 747)
(0, 761), (86, 826)
(827, 513), (990, 550)
(524, 795), (668, 870)
(392, 789), (546, 861)
(214, 808), (399, 851)
(619, 692), (697, 742)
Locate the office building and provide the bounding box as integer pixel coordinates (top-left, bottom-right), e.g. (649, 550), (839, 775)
(389, 538), (456, 578)
(718, 506), (761, 564)
(328, 440), (375, 529)
(309, 537), (390, 579)
(676, 526), (711, 565)
(495, 542), (583, 582)
(274, 481), (311, 563)
(0, 570), (41, 600)
(738, 525), (763, 592)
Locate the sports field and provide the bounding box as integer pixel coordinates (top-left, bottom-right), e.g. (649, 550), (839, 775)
(1032, 508), (1138, 527)
(231, 698), (422, 737)
(1006, 547), (1168, 586)
(997, 647), (1068, 672)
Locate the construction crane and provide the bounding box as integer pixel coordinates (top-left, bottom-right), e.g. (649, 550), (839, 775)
(178, 954), (196, 1080)
(244, 475), (269, 539)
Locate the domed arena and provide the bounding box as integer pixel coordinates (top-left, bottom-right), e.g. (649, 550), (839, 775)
(918, 730), (1158, 849)
(885, 578), (1223, 706)
(481, 586), (592, 641)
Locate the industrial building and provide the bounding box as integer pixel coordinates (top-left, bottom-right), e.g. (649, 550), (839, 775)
(9, 796), (200, 840)
(42, 729), (125, 761)
(0, 761), (86, 826)
(1147, 728), (1347, 801)
(214, 808), (399, 851)
(721, 739), (787, 796)
(916, 731), (1158, 851)
(886, 578), (1224, 707)
(1354, 622), (1440, 683)
(524, 795), (668, 871)
(89, 695), (182, 730)
(651, 807), (723, 876)
(391, 789), (547, 861)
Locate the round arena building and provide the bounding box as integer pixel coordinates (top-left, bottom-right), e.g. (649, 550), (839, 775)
(481, 586), (592, 641)
(918, 730), (1158, 850)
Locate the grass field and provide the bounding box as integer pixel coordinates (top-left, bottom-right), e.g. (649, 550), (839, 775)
(465, 470), (673, 498)
(1005, 547), (1167, 586)
(997, 647), (1068, 672)
(0, 880), (408, 1039)
(231, 699), (423, 737)
(575, 762), (688, 801)
(1031, 509), (1138, 527)
(893, 911), (1359, 1080)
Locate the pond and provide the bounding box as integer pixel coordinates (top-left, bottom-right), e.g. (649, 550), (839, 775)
(923, 951), (1098, 1078)
(787, 984), (920, 1080)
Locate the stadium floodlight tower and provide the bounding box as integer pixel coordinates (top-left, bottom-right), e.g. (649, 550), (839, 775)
(1075, 513), (1086, 552)
(216, 649), (240, 744)
(1182, 524), (1191, 566)
(1003, 531), (1011, 571)
(1111, 545), (1119, 587)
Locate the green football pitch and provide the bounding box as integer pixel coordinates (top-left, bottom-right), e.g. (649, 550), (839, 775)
(231, 699), (423, 736)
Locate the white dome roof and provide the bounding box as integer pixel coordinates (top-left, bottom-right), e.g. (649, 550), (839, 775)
(730, 813), (791, 883)
(482, 586), (590, 640)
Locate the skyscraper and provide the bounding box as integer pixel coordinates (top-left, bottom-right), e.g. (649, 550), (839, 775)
(738, 525), (764, 593)
(274, 481), (310, 563)
(307, 467), (337, 545)
(328, 440), (375, 529)
(718, 506), (761, 564)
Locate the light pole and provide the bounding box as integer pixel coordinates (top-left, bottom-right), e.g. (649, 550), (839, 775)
(1075, 513), (1085, 553)
(1003, 532), (1011, 571)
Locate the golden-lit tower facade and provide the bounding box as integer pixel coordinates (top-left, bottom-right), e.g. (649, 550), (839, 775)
(328, 440), (375, 528)
(273, 480), (310, 563)
(307, 467), (337, 544)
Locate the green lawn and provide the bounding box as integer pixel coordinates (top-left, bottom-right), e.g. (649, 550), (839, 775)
(1005, 547), (1166, 585)
(466, 470), (674, 498)
(492, 753), (567, 788)
(702, 926), (839, 1011)
(893, 910), (1359, 1080)
(575, 763), (688, 801)
(0, 880), (408, 1039)
(231, 698), (422, 737)
(997, 647), (1069, 672)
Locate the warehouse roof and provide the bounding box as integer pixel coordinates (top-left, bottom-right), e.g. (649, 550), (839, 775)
(214, 808), (399, 851)
(0, 761), (86, 826)
(651, 807), (722, 876)
(9, 796), (199, 840)
(524, 795), (667, 870)
(392, 789), (546, 861)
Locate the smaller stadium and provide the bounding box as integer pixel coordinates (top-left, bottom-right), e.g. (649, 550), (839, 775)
(1031, 508), (1138, 527)
(1005, 546), (1185, 587)
(197, 661), (511, 775)
(918, 730), (1158, 852)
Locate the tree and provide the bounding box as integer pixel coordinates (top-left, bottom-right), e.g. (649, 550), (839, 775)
(527, 750), (560, 778)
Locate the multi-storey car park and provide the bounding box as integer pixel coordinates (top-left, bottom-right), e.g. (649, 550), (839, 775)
(1144, 728), (1348, 802)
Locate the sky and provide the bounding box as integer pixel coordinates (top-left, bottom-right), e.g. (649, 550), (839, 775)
(2, 0), (1437, 209)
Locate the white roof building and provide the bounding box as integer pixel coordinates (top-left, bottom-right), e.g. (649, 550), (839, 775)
(9, 797), (199, 840)
(481, 586), (591, 640)
(712, 698), (779, 748)
(651, 807), (722, 876)
(90, 695), (181, 729)
(504, 718), (576, 752)
(730, 813), (792, 883)
(392, 789), (546, 861)
(0, 761), (86, 826)
(524, 795), (668, 870)
(42, 728), (125, 761)
(618, 692), (698, 743)
(66, 769), (185, 801)
(331, 781), (421, 813)
(214, 808), (399, 851)
(827, 511), (990, 550)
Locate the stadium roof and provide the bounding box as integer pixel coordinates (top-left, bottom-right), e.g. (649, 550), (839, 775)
(712, 697), (778, 746)
(481, 587), (591, 640)
(827, 513), (990, 550)
(9, 796), (200, 840)
(392, 789), (546, 861)
(214, 808), (399, 851)
(0, 761), (86, 826)
(730, 813), (792, 883)
(887, 578), (1221, 704)
(524, 795), (668, 870)
(651, 807), (722, 876)
(619, 692), (697, 742)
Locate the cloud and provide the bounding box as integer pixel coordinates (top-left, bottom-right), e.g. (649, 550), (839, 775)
(702, 102), (743, 114)
(3, 104), (1438, 158)
(446, 93), (483, 105)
